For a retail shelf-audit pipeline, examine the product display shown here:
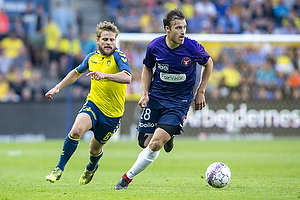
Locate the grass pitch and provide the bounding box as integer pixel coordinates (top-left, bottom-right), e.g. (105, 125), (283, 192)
(0, 137), (299, 200)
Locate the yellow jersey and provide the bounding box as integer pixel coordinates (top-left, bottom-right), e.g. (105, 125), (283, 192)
(75, 48), (131, 118)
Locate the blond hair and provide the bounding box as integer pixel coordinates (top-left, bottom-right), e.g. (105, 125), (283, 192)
(95, 21), (119, 38)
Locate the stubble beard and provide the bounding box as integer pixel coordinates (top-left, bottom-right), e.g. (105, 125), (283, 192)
(99, 46), (115, 56)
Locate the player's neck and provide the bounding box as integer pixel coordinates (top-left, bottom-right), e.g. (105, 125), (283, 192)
(165, 36), (180, 49)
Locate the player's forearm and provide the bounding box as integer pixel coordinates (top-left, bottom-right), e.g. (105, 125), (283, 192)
(141, 66), (152, 95)
(105, 71), (131, 84)
(197, 57), (213, 93)
(56, 69), (81, 89)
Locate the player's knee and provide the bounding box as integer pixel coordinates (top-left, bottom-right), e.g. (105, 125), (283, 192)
(138, 132), (148, 148)
(149, 140), (163, 151)
(69, 127), (84, 139)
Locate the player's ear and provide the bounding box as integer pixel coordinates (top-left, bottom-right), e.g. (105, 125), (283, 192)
(165, 25), (170, 31)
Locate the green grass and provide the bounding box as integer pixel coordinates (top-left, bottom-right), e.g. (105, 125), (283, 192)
(0, 137), (299, 200)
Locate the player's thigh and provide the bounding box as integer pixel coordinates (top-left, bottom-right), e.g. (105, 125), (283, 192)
(70, 112), (93, 138)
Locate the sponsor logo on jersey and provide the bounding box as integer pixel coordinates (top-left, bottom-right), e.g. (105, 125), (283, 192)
(160, 72), (186, 82)
(181, 57), (191, 67)
(157, 63), (169, 71)
(139, 122), (156, 128)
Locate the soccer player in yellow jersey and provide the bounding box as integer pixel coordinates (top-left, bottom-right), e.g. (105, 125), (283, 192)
(45, 21), (131, 185)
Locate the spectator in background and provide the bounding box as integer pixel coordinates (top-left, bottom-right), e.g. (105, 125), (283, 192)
(21, 60), (34, 82)
(12, 16), (26, 40)
(0, 72), (9, 101)
(126, 69), (142, 100)
(294, 0), (300, 15)
(256, 59), (277, 94)
(139, 7), (156, 33)
(246, 46), (267, 68)
(27, 69), (45, 101)
(216, 7), (241, 33)
(294, 47), (300, 70)
(206, 67), (222, 96)
(131, 43), (146, 71)
(105, 0), (121, 21)
(243, 21), (261, 34)
(121, 7), (141, 33)
(287, 69), (300, 96)
(277, 19), (299, 34)
(34, 4), (47, 35)
(230, 0), (244, 19)
(20, 86), (33, 101)
(0, 47), (12, 74)
(6, 67), (25, 97)
(1, 87), (21, 102)
(215, 0), (229, 18)
(79, 31), (96, 57)
(220, 61), (241, 99)
(261, 0), (275, 21)
(43, 16), (62, 79)
(58, 25), (81, 77)
(20, 1), (36, 40)
(282, 9), (300, 32)
(273, 0), (290, 26)
(275, 49), (295, 75)
(30, 4), (48, 65)
(0, 31), (26, 60)
(181, 0), (195, 20)
(239, 61), (256, 93)
(195, 0), (217, 22)
(188, 8), (210, 33)
(0, 8), (10, 37)
(12, 45), (31, 70)
(52, 1), (73, 37)
(252, 4), (269, 33)
(163, 0), (180, 11)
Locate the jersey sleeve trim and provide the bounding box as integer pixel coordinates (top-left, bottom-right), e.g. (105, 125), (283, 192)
(113, 48), (131, 75)
(75, 51), (96, 74)
(74, 68), (82, 75)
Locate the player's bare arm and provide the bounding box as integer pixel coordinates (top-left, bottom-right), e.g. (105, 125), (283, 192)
(138, 65), (153, 108)
(86, 71), (131, 84)
(45, 69), (82, 99)
(194, 57), (214, 110)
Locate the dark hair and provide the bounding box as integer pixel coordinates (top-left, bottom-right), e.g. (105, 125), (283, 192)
(96, 21), (119, 38)
(163, 8), (186, 29)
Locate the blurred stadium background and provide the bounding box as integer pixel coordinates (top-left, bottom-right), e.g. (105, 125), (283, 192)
(0, 0), (300, 141)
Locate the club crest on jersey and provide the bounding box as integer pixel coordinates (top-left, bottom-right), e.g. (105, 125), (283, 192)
(181, 57), (191, 67)
(107, 60), (111, 67)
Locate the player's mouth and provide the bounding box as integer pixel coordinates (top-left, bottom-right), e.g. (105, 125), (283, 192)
(179, 35), (185, 42)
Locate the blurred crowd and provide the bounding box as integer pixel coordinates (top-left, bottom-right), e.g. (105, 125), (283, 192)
(0, 0), (300, 103)
(0, 0), (93, 102)
(105, 0), (300, 34)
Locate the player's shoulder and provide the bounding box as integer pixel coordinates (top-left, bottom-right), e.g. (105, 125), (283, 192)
(113, 48), (127, 59)
(183, 37), (205, 52)
(184, 37), (202, 47)
(148, 35), (166, 48)
(86, 51), (98, 58)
